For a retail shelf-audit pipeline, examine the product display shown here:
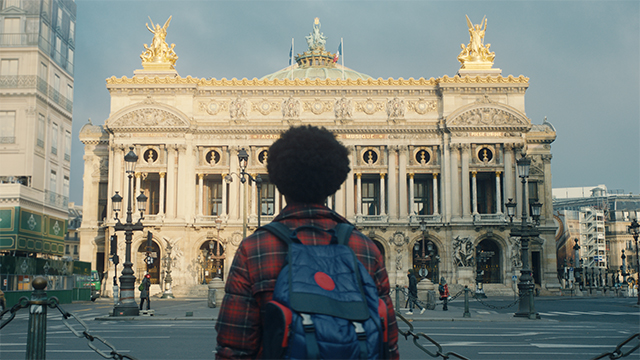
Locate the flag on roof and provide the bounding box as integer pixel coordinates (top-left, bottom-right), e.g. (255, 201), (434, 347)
(289, 42), (293, 65)
(333, 42), (342, 63)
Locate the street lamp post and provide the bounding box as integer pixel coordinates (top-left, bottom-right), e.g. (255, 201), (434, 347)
(628, 219), (640, 305)
(111, 147), (147, 317)
(505, 154), (541, 320)
(225, 148), (263, 238)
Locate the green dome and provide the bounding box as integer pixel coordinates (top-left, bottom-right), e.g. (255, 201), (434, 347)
(261, 18), (372, 81)
(261, 63), (372, 81)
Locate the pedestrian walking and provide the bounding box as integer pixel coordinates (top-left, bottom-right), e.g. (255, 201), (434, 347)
(406, 269), (425, 315)
(139, 274), (151, 310)
(439, 277), (450, 311)
(215, 125), (399, 359)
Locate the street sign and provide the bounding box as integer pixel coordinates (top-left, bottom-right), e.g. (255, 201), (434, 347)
(512, 275), (517, 281)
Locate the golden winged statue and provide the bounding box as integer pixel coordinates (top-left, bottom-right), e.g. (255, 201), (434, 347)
(457, 15), (495, 69)
(141, 16), (178, 69)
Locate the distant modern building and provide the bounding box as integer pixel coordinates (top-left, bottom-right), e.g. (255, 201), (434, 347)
(554, 185), (640, 283)
(0, 0), (75, 258)
(80, 17), (560, 297)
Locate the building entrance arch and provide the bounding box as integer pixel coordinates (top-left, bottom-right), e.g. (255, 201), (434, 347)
(477, 239), (501, 283)
(136, 240), (161, 284)
(199, 240), (225, 283)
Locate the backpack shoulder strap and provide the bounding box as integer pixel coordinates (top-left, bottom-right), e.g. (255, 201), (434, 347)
(260, 222), (294, 245)
(334, 223), (355, 246)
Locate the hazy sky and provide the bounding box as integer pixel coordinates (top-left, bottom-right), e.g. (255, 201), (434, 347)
(70, 0), (640, 205)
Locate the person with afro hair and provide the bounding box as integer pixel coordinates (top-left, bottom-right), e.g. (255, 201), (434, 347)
(216, 125), (399, 359)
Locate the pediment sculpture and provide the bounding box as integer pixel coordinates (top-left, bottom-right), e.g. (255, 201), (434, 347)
(109, 108), (187, 128)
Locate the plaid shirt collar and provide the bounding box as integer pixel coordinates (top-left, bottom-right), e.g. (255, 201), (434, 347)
(272, 202), (349, 224)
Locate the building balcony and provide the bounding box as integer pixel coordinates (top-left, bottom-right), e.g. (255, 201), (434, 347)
(357, 214), (390, 224)
(0, 184), (67, 212)
(0, 33), (39, 47)
(409, 214), (442, 225)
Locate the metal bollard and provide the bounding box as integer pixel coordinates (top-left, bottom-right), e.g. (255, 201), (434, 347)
(26, 276), (48, 360)
(463, 286), (471, 318)
(395, 285), (400, 312)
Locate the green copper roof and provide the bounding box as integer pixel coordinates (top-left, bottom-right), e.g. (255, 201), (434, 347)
(261, 63), (372, 81)
(261, 18), (372, 81)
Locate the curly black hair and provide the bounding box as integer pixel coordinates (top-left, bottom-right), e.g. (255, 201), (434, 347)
(267, 126), (350, 204)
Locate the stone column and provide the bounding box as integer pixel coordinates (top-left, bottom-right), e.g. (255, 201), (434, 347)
(250, 173), (258, 220)
(356, 173), (362, 216)
(336, 181), (346, 216)
(379, 173), (386, 216)
(408, 173), (415, 215)
(433, 173), (439, 215)
(504, 144), (515, 205)
(471, 171), (478, 215)
(442, 137), (451, 223)
(175, 145), (188, 221)
(450, 144), (460, 219)
(274, 187), (280, 215)
(135, 172), (141, 214)
(327, 194), (333, 209)
(221, 173), (227, 217)
(461, 144), (471, 219)
(198, 173), (204, 216)
(159, 172), (165, 216)
(495, 171), (502, 214)
(345, 146), (355, 220)
(166, 145), (178, 219)
(228, 148), (239, 221)
(398, 146), (408, 219)
(388, 146), (398, 220)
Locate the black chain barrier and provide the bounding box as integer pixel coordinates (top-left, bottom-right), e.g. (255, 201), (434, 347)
(590, 333), (639, 360)
(0, 296), (137, 360)
(394, 287), (465, 309)
(472, 291), (523, 310)
(395, 311), (469, 360)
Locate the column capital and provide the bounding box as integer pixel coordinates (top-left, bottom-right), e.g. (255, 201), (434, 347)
(471, 170), (477, 177)
(135, 172), (142, 178)
(542, 154), (553, 163)
(356, 173), (362, 179)
(198, 173), (204, 180)
(504, 143), (514, 151)
(380, 172), (386, 179)
(408, 173), (414, 179)
(432, 173), (438, 179)
(462, 143), (471, 151)
(159, 172), (166, 178)
(495, 171), (502, 176)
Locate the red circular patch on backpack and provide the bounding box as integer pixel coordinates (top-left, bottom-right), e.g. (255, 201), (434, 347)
(314, 272), (335, 291)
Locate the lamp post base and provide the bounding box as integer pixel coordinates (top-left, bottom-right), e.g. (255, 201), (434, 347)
(112, 302), (140, 317)
(514, 282), (540, 319)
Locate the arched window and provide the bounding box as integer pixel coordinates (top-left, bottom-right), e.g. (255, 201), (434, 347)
(476, 239), (501, 283)
(198, 240), (225, 283)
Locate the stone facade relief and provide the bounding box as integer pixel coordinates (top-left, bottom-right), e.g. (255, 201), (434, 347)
(282, 96), (301, 119)
(334, 97), (353, 121)
(510, 236), (522, 268)
(110, 108), (186, 127)
(407, 99), (437, 114)
(386, 97), (405, 120)
(452, 236), (474, 267)
(229, 97), (250, 120)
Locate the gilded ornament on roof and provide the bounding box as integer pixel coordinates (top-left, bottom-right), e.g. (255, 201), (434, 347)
(457, 15), (495, 70)
(305, 17), (327, 51)
(140, 16), (178, 70)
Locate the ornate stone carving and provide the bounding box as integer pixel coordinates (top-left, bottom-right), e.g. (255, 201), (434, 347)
(334, 97), (353, 121)
(452, 236), (474, 267)
(450, 107), (525, 126)
(252, 99), (281, 115)
(231, 232), (243, 246)
(199, 101), (228, 115)
(230, 97), (250, 120)
(386, 97), (405, 119)
(110, 108), (186, 127)
(396, 248), (403, 270)
(356, 98), (384, 115)
(303, 99), (332, 115)
(391, 232), (407, 247)
(282, 96), (301, 118)
(407, 99), (437, 114)
(457, 15), (495, 69)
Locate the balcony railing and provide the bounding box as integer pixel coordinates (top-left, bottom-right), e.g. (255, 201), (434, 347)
(0, 76), (73, 112)
(0, 33), (39, 46)
(0, 137), (16, 144)
(409, 214), (442, 225)
(0, 75), (37, 88)
(44, 189), (68, 209)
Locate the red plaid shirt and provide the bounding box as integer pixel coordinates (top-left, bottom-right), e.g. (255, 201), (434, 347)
(215, 203), (399, 359)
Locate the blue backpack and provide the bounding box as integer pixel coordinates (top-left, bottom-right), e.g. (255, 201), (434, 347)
(261, 222), (390, 360)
